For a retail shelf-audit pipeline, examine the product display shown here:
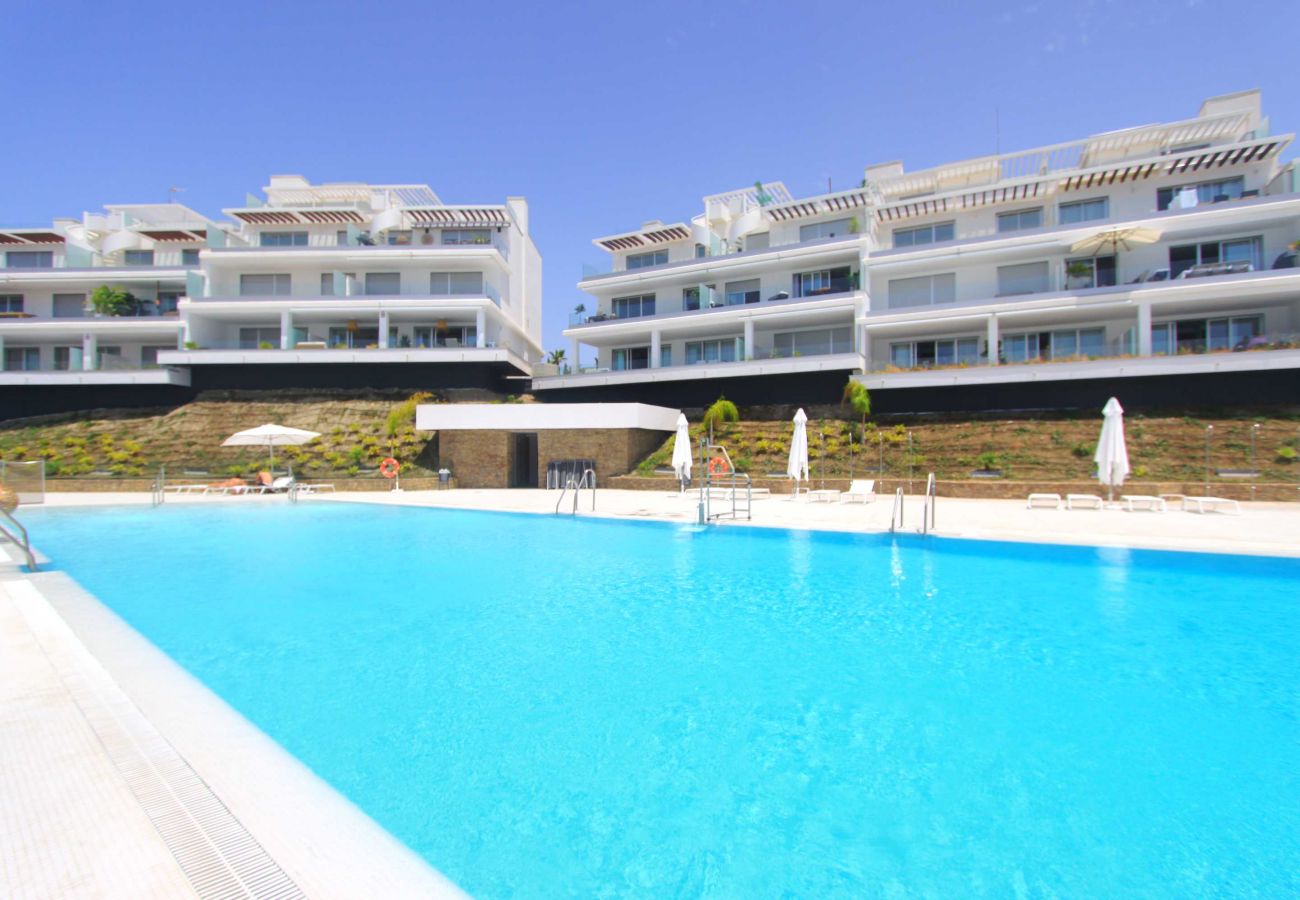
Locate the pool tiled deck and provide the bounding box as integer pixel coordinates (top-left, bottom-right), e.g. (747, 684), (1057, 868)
(2, 488), (1297, 896)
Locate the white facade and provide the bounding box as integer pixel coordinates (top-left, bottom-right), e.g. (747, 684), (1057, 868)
(538, 90), (1300, 396)
(163, 176), (542, 373)
(0, 204), (214, 385)
(1, 176), (543, 399)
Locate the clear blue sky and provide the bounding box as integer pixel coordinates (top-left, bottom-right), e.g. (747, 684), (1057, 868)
(3, 0), (1296, 356)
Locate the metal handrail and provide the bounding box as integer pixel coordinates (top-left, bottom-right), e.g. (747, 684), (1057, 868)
(150, 465), (166, 507)
(554, 468), (596, 515)
(0, 507), (37, 571)
(889, 487), (905, 533)
(701, 443), (752, 521)
(921, 472), (937, 534)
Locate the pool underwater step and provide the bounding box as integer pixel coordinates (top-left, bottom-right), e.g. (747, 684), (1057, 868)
(7, 579), (307, 900)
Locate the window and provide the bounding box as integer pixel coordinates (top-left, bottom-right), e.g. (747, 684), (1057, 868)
(887, 273), (956, 309)
(1048, 328), (1105, 359)
(3, 347), (39, 371)
(889, 338), (979, 369)
(259, 231), (308, 247)
(123, 249), (153, 265)
(238, 327), (281, 349)
(997, 261), (1050, 296)
(695, 243), (707, 258)
(1152, 315), (1262, 354)
(158, 292), (182, 313)
(1157, 176), (1245, 211)
(412, 325), (475, 348)
(685, 339), (740, 365)
(320, 273), (336, 295)
(611, 346), (650, 370)
(612, 294), (655, 319)
(772, 327), (852, 358)
(1168, 237), (1262, 278)
(386, 230), (413, 246)
(364, 272), (401, 295)
(626, 249), (668, 270)
(682, 285), (716, 311)
(96, 346), (123, 368)
(429, 272), (484, 295)
(442, 228), (491, 245)
(1064, 255), (1116, 289)
(724, 279), (760, 305)
(996, 208), (1043, 233)
(52, 347), (79, 370)
(1059, 197), (1108, 225)
(660, 345), (672, 367)
(799, 218), (854, 241)
(141, 346), (173, 368)
(1002, 333), (1041, 363)
(337, 230), (349, 246)
(794, 266), (853, 298)
(6, 251), (53, 268)
(52, 294), (86, 317)
(182, 249), (201, 265)
(239, 273), (291, 296)
(893, 222), (955, 248)
(745, 232), (770, 252)
(0, 294), (23, 313)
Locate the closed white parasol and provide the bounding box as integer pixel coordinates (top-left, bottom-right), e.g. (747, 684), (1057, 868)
(1093, 397), (1130, 503)
(787, 408), (810, 492)
(670, 413), (692, 490)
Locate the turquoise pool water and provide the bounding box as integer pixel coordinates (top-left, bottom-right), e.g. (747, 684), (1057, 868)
(24, 503), (1300, 898)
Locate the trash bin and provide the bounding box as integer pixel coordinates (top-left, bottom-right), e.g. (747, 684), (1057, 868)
(438, 468), (452, 489)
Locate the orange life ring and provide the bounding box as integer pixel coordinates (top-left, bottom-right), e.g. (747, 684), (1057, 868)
(379, 457), (400, 479)
(707, 456), (730, 476)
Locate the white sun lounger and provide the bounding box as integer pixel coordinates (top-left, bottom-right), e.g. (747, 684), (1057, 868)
(1122, 495), (1166, 512)
(1181, 496), (1240, 515)
(807, 489), (842, 502)
(1066, 493), (1103, 510)
(840, 480), (877, 503)
(163, 484), (209, 494)
(297, 483), (336, 494)
(1027, 493), (1062, 509)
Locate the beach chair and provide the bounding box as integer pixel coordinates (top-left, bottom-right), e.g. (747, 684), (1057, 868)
(1027, 493), (1062, 509)
(1122, 495), (1167, 512)
(840, 480), (877, 503)
(1181, 496), (1240, 515)
(1066, 494), (1103, 510)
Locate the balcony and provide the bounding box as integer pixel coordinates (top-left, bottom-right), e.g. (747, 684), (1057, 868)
(578, 232), (862, 283)
(568, 288), (861, 330)
(533, 349), (864, 389)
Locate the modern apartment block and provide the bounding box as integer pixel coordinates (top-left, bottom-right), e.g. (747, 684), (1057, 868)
(0, 204), (216, 416)
(537, 90), (1300, 411)
(0, 176), (543, 419)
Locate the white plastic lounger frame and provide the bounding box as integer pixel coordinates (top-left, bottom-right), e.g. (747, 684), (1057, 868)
(1122, 495), (1167, 512)
(841, 480), (877, 503)
(1066, 493), (1103, 510)
(1181, 496), (1241, 514)
(1027, 493), (1062, 509)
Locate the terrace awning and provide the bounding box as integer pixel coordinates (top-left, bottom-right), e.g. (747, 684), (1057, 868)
(405, 207), (511, 228)
(0, 231), (64, 244)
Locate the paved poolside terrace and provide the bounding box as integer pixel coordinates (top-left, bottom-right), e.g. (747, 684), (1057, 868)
(2, 488), (1297, 897)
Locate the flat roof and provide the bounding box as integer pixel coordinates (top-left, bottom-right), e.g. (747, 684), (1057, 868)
(415, 402), (680, 432)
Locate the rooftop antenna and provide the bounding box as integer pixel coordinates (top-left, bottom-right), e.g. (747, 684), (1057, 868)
(168, 186), (185, 204)
(827, 176), (833, 193)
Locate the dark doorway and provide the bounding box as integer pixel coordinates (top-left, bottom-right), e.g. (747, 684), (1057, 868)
(511, 432), (538, 487)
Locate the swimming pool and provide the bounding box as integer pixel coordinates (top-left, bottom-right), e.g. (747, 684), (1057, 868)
(24, 502), (1300, 897)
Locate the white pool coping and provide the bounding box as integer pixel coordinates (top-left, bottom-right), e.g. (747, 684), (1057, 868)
(0, 565), (466, 900)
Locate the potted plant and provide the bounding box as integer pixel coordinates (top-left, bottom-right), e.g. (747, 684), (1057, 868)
(89, 285), (134, 317)
(1066, 261), (1094, 289)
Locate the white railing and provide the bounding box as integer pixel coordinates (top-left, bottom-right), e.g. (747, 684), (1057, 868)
(889, 487), (905, 534)
(921, 473), (936, 534)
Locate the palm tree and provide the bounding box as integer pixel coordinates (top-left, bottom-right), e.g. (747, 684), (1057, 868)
(546, 348), (567, 366)
(843, 379), (871, 475)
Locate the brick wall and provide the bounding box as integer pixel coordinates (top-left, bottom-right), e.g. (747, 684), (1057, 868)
(439, 431), (514, 488)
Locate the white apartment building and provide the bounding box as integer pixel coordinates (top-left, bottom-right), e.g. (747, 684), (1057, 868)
(0, 203), (216, 416)
(538, 90), (1300, 411)
(164, 175), (542, 391)
(0, 176), (543, 419)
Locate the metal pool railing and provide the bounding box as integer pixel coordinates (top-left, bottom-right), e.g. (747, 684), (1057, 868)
(0, 506), (37, 571)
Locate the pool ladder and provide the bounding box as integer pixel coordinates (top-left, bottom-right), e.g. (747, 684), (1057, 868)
(889, 473), (937, 535)
(554, 468), (596, 515)
(150, 465), (166, 507)
(0, 506), (37, 571)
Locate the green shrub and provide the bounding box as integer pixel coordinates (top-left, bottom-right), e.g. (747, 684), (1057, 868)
(1277, 446), (1297, 462)
(1071, 442), (1093, 459)
(975, 451), (1002, 470)
(45, 459), (62, 476)
(702, 396), (740, 433)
